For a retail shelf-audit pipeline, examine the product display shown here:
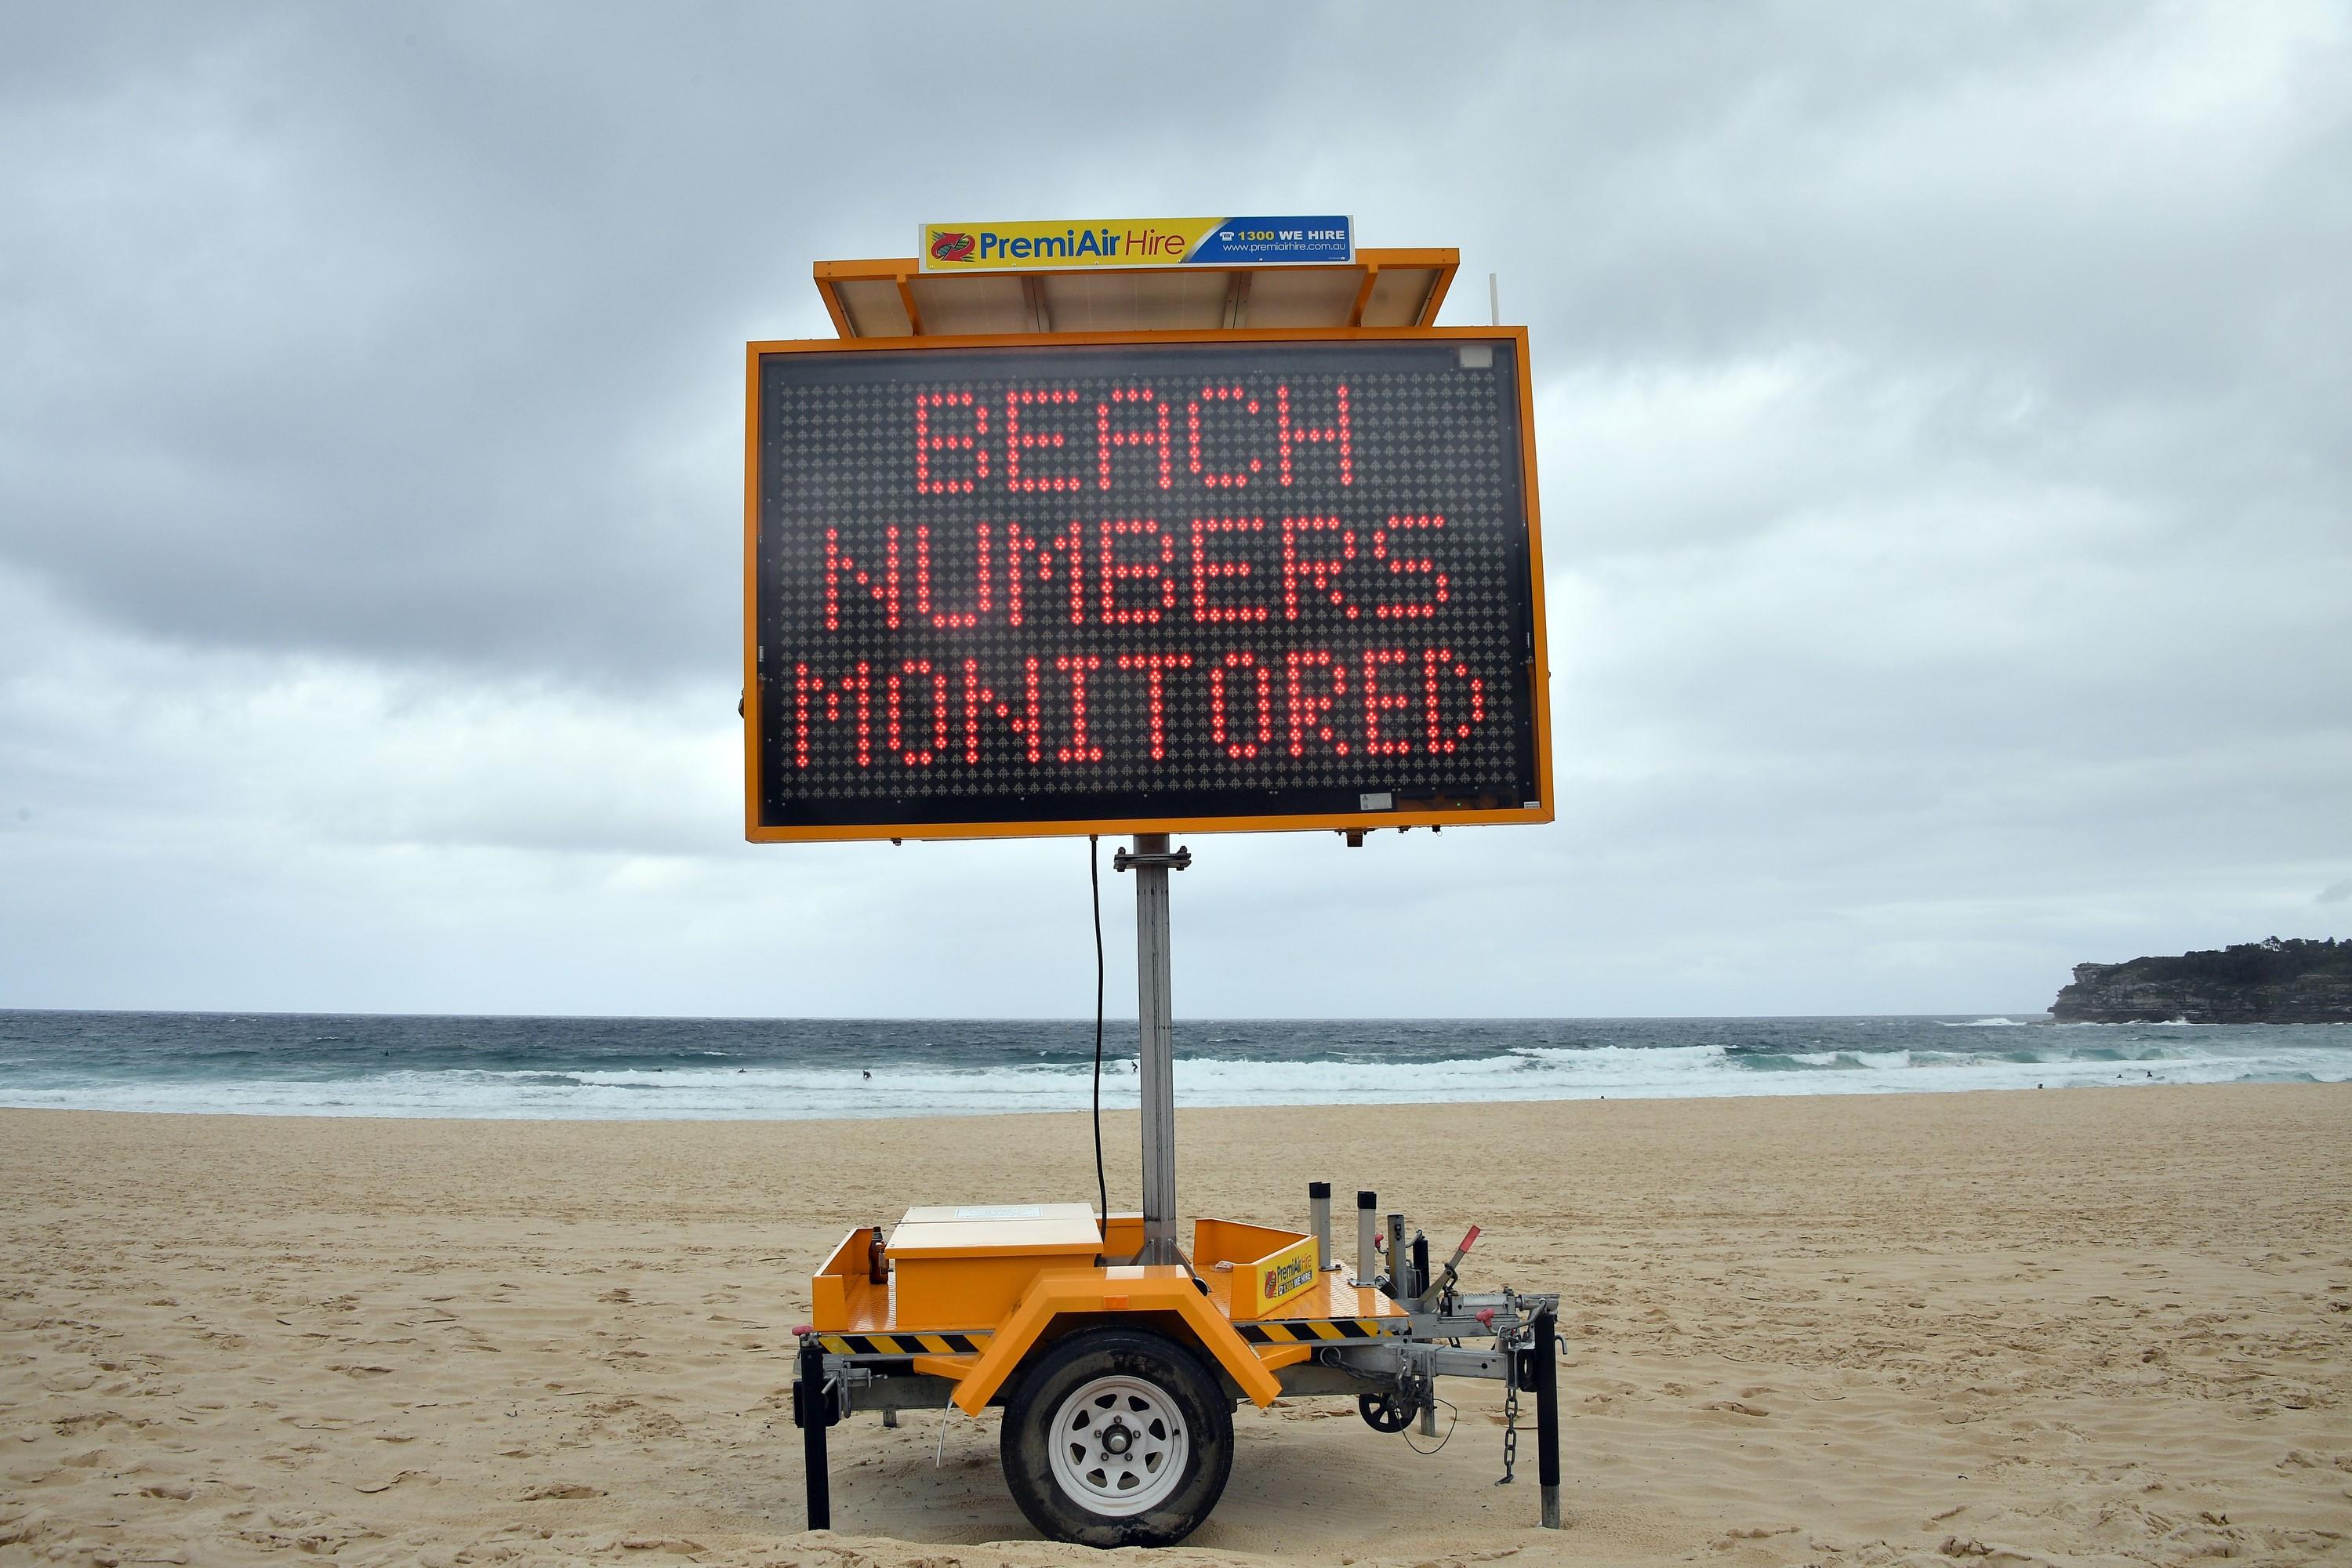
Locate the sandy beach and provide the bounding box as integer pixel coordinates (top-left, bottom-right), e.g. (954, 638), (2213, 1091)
(2, 1084), (2347, 1566)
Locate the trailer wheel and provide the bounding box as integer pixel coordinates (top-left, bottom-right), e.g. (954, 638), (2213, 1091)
(1357, 1387), (1416, 1433)
(1000, 1327), (1232, 1548)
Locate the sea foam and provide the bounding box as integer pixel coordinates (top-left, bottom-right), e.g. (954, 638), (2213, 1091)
(2, 1011), (2346, 1120)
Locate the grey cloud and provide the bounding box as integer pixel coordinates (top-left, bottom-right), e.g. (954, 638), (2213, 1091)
(1, 2), (2346, 1015)
(0, 2), (1370, 680)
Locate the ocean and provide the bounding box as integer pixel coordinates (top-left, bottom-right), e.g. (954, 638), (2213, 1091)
(0, 1011), (2345, 1120)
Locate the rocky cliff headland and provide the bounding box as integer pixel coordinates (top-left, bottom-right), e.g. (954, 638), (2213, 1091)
(2051, 937), (2352, 1022)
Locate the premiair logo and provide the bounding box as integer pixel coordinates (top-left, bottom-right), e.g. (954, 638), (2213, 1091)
(930, 231), (975, 263)
(971, 227), (1131, 263)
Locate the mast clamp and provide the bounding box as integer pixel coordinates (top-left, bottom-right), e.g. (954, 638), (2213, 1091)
(1113, 845), (1193, 873)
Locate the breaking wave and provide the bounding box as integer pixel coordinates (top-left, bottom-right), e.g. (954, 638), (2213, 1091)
(2, 1011), (2345, 1120)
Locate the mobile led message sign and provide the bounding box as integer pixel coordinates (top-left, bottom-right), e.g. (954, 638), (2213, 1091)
(744, 330), (1551, 842)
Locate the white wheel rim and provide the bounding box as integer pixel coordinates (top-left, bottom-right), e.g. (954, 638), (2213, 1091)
(1046, 1373), (1190, 1517)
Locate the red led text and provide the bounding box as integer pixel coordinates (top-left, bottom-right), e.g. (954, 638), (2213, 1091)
(913, 383), (1353, 494)
(789, 648), (1486, 771)
(822, 514), (1448, 631)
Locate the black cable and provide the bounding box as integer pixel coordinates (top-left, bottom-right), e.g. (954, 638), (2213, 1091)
(1089, 834), (1108, 1232)
(1404, 1396), (1460, 1456)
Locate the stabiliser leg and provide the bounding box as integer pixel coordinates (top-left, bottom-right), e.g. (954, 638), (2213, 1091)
(795, 1336), (833, 1530)
(1534, 1306), (1561, 1529)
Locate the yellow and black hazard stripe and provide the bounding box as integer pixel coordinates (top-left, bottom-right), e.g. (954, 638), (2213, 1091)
(815, 1330), (991, 1356)
(1236, 1318), (1391, 1345)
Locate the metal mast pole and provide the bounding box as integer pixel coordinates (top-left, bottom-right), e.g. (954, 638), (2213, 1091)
(1116, 833), (1189, 1265)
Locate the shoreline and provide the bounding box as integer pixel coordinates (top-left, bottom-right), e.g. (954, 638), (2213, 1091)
(1, 1070), (2346, 1127)
(5, 1065), (2349, 1131)
(4, 1085), (2347, 1566)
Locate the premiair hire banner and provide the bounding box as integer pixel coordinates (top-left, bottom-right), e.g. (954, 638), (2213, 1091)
(920, 216), (1353, 273)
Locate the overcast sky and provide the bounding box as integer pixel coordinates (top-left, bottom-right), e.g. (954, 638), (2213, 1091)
(2, 2), (2346, 1018)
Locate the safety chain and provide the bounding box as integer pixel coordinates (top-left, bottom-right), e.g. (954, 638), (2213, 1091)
(1497, 1335), (1522, 1486)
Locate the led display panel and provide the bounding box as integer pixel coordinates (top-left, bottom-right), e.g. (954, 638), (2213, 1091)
(745, 332), (1550, 840)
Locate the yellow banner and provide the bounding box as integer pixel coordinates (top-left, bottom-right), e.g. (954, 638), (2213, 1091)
(919, 216), (1353, 272)
(1237, 1233), (1321, 1316)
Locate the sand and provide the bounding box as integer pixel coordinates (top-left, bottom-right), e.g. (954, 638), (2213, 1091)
(2, 1084), (2348, 1567)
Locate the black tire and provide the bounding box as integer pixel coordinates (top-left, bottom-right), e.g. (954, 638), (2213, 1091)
(1358, 1387), (1415, 1433)
(1000, 1327), (1234, 1548)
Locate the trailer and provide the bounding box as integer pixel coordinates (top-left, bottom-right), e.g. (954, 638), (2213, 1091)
(791, 1192), (1562, 1546)
(750, 224), (1559, 1546)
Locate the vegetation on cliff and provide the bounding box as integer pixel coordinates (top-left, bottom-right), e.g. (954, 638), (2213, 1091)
(2051, 937), (2352, 1023)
